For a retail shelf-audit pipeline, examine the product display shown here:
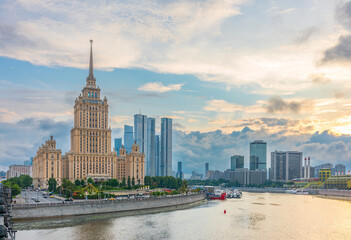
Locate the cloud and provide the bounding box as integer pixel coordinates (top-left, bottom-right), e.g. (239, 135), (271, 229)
(265, 96), (302, 114)
(322, 35), (351, 63)
(335, 1), (351, 30)
(309, 73), (331, 85)
(138, 82), (183, 93)
(321, 1), (351, 63)
(0, 0), (343, 96)
(173, 127), (351, 174)
(294, 27), (318, 44)
(204, 99), (244, 112)
(278, 8), (296, 15)
(334, 91), (344, 99)
(0, 117), (71, 169)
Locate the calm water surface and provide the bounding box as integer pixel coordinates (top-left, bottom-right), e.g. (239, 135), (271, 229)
(16, 193), (351, 240)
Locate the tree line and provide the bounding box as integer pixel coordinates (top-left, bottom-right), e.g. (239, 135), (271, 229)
(2, 175), (33, 197)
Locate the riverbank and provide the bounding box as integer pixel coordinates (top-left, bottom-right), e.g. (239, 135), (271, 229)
(240, 187), (351, 202)
(12, 193), (206, 220)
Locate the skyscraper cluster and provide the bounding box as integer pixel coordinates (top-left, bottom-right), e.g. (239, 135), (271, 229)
(115, 115), (172, 177)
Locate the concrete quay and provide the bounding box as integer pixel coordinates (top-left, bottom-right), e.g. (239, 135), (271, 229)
(12, 193), (206, 220)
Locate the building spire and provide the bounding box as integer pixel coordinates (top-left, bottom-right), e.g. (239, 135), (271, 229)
(86, 40), (96, 87)
(89, 39), (94, 78)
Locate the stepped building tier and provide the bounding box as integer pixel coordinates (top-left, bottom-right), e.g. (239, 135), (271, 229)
(33, 40), (144, 188)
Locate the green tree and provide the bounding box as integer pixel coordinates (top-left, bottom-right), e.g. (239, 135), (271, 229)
(74, 179), (81, 186)
(87, 177), (94, 185)
(121, 177), (126, 187)
(11, 184), (21, 197)
(144, 176), (151, 186)
(132, 177), (135, 186)
(109, 179), (119, 187)
(80, 179), (85, 187)
(19, 175), (32, 188)
(127, 176), (131, 188)
(48, 178), (57, 192)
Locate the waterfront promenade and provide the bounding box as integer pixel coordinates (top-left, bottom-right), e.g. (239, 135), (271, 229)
(12, 192), (206, 220)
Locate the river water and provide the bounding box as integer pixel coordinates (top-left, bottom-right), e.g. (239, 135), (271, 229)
(16, 192), (351, 240)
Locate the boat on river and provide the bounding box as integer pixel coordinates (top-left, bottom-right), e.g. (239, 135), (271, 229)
(226, 189), (242, 199)
(208, 190), (227, 200)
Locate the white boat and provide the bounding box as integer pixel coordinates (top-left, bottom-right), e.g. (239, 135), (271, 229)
(226, 189), (242, 198)
(296, 189), (309, 195)
(285, 189), (297, 194)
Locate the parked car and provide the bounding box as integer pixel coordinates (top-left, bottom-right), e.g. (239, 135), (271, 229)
(64, 198), (73, 201)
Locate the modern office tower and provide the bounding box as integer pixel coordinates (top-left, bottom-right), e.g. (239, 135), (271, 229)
(231, 155), (244, 170)
(176, 161), (184, 179)
(270, 151), (303, 182)
(205, 163), (209, 176)
(161, 117), (172, 176)
(332, 164), (346, 176)
(155, 135), (160, 176)
(124, 125), (133, 153)
(147, 117), (156, 176)
(250, 140), (267, 170)
(114, 138), (122, 156)
(134, 114), (147, 154)
(314, 163), (333, 177)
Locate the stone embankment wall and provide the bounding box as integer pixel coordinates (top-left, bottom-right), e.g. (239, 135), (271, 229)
(239, 188), (286, 193)
(314, 189), (351, 197)
(12, 193), (206, 220)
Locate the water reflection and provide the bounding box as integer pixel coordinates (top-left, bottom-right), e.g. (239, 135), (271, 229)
(17, 193), (351, 240)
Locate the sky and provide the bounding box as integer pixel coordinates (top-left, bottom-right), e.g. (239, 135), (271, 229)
(1, 0), (351, 174)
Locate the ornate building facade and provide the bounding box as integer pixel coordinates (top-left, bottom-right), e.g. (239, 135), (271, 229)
(33, 136), (63, 188)
(33, 41), (144, 188)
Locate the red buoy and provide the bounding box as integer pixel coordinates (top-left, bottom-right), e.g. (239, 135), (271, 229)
(224, 210), (226, 214)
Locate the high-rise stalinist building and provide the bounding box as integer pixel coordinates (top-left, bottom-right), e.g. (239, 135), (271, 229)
(66, 40), (117, 181)
(33, 41), (145, 188)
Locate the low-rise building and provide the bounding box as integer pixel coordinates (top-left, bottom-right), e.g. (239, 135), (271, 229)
(325, 175), (351, 189)
(319, 168), (331, 182)
(7, 165), (32, 178)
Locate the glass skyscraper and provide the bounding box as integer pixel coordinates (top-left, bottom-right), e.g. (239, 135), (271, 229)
(155, 135), (160, 176)
(205, 163), (209, 176)
(147, 117), (156, 176)
(231, 155), (244, 170)
(161, 118), (172, 176)
(250, 140), (267, 170)
(134, 114), (147, 154)
(114, 138), (122, 155)
(124, 125), (133, 153)
(177, 161), (184, 179)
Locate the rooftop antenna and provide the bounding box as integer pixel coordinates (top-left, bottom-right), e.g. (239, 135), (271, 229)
(139, 108), (141, 114)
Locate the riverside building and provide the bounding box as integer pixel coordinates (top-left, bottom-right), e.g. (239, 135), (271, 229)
(249, 140), (267, 170)
(33, 41), (144, 188)
(231, 155), (244, 170)
(270, 151), (303, 182)
(161, 117), (172, 176)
